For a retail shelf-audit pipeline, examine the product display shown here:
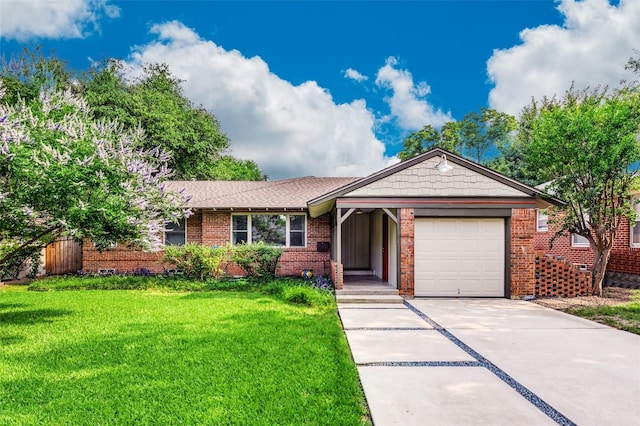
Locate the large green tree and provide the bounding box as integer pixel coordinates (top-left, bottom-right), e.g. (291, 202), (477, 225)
(0, 80), (191, 271)
(2, 50), (263, 181)
(82, 62), (263, 180)
(523, 85), (640, 295)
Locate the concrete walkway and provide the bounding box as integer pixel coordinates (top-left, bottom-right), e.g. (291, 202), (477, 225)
(338, 299), (640, 426)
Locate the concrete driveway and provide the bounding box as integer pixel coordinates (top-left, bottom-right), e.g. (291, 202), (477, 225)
(338, 299), (640, 426)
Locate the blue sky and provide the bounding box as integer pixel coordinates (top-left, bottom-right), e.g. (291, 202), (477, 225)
(1, 0), (638, 179)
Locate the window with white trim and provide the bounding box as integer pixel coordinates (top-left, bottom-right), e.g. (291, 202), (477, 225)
(536, 210), (549, 232)
(631, 197), (640, 248)
(571, 233), (589, 247)
(165, 218), (186, 246)
(232, 214), (306, 247)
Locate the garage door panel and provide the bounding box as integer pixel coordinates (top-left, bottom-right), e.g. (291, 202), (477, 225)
(414, 218), (505, 297)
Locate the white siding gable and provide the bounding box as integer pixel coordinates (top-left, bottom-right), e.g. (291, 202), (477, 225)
(345, 156), (526, 197)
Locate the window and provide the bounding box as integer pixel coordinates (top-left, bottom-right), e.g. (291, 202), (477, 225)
(165, 218), (186, 246)
(536, 210), (549, 232)
(571, 233), (589, 247)
(232, 214), (306, 247)
(632, 197), (640, 248)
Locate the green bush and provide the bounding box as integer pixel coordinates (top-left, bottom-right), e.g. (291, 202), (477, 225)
(0, 240), (41, 281)
(162, 243), (228, 281)
(229, 242), (283, 278)
(281, 285), (333, 307)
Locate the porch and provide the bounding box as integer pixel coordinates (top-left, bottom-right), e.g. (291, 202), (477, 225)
(335, 274), (404, 304)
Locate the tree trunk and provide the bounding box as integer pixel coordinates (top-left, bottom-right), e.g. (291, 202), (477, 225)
(591, 246), (612, 296)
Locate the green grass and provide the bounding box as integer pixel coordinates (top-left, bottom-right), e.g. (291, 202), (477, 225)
(567, 289), (640, 335)
(0, 284), (369, 425)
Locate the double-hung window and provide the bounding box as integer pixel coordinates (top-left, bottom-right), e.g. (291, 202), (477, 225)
(632, 197), (640, 248)
(232, 214), (306, 247)
(536, 210), (549, 232)
(571, 233), (589, 247)
(165, 218), (186, 246)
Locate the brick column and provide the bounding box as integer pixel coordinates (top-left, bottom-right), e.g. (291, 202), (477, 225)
(330, 261), (344, 290)
(510, 208), (536, 297)
(399, 208), (415, 297)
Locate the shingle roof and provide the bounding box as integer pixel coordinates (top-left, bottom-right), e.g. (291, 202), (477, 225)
(166, 177), (359, 210)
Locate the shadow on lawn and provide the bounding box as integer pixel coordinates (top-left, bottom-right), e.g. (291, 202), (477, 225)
(0, 308), (73, 325)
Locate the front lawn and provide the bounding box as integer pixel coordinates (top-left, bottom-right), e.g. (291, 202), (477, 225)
(567, 289), (640, 335)
(0, 283), (369, 425)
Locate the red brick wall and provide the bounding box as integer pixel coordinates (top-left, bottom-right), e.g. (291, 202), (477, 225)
(83, 210), (332, 277)
(534, 227), (594, 267)
(608, 250), (640, 274)
(535, 253), (592, 297)
(82, 243), (165, 273)
(278, 213), (332, 277)
(534, 212), (640, 274)
(82, 211), (204, 274)
(399, 208), (415, 297)
(510, 208), (536, 297)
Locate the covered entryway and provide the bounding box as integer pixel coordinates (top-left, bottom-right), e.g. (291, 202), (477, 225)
(307, 148), (562, 297)
(414, 218), (505, 297)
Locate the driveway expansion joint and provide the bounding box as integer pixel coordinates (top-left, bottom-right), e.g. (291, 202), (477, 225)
(357, 361), (483, 367)
(337, 306), (407, 310)
(345, 327), (433, 331)
(403, 300), (577, 426)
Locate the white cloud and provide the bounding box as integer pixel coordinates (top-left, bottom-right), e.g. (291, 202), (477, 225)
(344, 68), (369, 82)
(375, 56), (452, 131)
(0, 0), (119, 41)
(127, 21), (396, 179)
(488, 0), (640, 116)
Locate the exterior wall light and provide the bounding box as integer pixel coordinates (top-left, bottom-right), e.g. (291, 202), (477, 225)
(436, 155), (453, 173)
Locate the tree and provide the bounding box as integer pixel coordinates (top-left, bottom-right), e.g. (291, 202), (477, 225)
(625, 50), (640, 75)
(523, 85), (640, 295)
(397, 108), (516, 164)
(0, 46), (74, 106)
(2, 51), (264, 181)
(459, 108), (517, 163)
(82, 62), (264, 180)
(0, 79), (190, 269)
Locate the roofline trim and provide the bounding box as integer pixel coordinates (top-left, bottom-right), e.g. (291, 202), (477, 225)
(307, 148), (564, 207)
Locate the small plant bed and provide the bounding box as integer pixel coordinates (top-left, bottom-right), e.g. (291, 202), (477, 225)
(0, 281), (369, 424)
(534, 287), (640, 335)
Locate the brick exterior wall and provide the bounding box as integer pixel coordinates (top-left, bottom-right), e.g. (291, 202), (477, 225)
(83, 209), (332, 277)
(510, 208), (536, 297)
(399, 208), (415, 297)
(534, 212), (640, 275)
(330, 260), (343, 290)
(535, 253), (592, 297)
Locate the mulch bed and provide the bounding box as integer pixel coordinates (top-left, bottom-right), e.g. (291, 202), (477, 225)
(533, 286), (633, 310)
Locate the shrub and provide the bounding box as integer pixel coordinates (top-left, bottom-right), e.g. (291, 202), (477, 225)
(0, 240), (41, 280)
(312, 275), (334, 291)
(229, 242), (283, 278)
(282, 285), (333, 307)
(162, 244), (228, 281)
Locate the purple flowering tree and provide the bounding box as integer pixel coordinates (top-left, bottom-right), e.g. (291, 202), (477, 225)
(0, 79), (191, 269)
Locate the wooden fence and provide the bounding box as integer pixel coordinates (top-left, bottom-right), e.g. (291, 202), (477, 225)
(46, 237), (83, 275)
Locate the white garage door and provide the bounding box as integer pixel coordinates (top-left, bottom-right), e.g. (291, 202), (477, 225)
(414, 218), (505, 297)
